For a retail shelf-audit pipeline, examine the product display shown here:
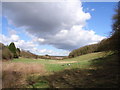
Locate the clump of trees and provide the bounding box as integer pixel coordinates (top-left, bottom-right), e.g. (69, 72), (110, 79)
(1, 42), (21, 60)
(8, 42), (20, 58)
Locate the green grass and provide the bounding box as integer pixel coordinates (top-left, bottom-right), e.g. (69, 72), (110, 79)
(42, 52), (119, 88)
(8, 51), (117, 88)
(12, 52), (109, 72)
(26, 75), (50, 88)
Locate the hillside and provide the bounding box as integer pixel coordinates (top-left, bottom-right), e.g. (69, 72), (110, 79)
(69, 44), (99, 58)
(20, 50), (38, 59)
(0, 43), (38, 60)
(69, 37), (119, 58)
(0, 43), (13, 60)
(44, 52), (119, 88)
(2, 51), (119, 88)
(0, 42), (65, 60)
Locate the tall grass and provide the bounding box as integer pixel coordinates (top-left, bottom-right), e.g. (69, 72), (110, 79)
(2, 62), (45, 88)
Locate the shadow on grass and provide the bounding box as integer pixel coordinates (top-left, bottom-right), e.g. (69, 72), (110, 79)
(38, 53), (120, 88)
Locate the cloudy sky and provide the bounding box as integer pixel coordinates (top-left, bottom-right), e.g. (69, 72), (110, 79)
(0, 1), (117, 56)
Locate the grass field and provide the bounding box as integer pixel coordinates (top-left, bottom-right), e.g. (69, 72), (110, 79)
(2, 51), (119, 88)
(12, 52), (107, 72)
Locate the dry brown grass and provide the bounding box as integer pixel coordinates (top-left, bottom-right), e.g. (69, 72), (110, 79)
(52, 61), (78, 64)
(2, 62), (45, 88)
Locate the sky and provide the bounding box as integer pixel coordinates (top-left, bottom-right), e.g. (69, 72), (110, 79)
(0, 0), (117, 56)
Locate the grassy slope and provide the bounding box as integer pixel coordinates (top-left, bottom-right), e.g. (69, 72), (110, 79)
(44, 52), (119, 88)
(4, 51), (119, 88)
(12, 52), (108, 72)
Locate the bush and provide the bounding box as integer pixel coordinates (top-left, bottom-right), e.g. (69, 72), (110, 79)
(0, 43), (13, 60)
(16, 48), (21, 56)
(8, 42), (18, 58)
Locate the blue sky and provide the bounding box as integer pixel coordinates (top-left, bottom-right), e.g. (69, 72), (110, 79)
(82, 2), (117, 37)
(1, 1), (117, 56)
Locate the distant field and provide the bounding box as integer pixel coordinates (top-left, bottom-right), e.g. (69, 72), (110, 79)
(11, 52), (108, 72)
(3, 51), (117, 88)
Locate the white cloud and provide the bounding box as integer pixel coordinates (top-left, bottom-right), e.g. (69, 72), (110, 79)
(35, 25), (106, 50)
(3, 1), (105, 51)
(0, 34), (10, 45)
(85, 8), (95, 12)
(33, 37), (45, 43)
(15, 40), (37, 50)
(91, 8), (95, 11)
(0, 28), (20, 44)
(0, 32), (70, 56)
(10, 34), (19, 41)
(37, 49), (69, 56)
(0, 33), (36, 50)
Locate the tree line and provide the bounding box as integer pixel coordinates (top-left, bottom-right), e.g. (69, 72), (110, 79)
(1, 42), (21, 60)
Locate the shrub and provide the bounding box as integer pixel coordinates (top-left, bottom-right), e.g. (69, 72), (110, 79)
(2, 47), (13, 60)
(16, 48), (21, 56)
(0, 43), (13, 60)
(8, 42), (18, 58)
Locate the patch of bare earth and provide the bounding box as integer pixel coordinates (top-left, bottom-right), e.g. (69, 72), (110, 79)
(52, 61), (78, 64)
